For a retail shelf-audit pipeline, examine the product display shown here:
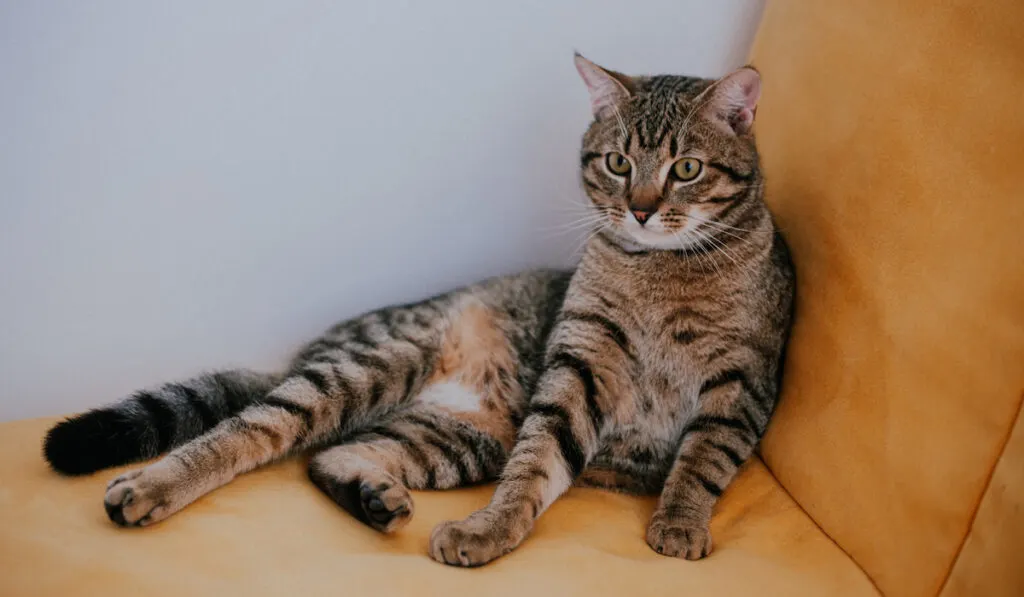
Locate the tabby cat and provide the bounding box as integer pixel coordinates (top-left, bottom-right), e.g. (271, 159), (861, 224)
(43, 54), (794, 566)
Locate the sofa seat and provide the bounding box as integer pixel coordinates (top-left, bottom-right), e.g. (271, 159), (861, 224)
(0, 417), (878, 596)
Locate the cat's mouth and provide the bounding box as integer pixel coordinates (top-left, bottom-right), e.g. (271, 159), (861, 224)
(621, 216), (693, 250)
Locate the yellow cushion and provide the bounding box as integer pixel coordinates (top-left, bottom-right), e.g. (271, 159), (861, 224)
(752, 2), (1024, 596)
(939, 402), (1024, 597)
(0, 418), (875, 596)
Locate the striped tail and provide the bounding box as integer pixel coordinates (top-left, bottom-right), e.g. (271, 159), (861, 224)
(43, 369), (280, 476)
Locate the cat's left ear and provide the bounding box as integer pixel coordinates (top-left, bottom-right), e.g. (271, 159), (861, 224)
(701, 66), (761, 135)
(574, 53), (634, 120)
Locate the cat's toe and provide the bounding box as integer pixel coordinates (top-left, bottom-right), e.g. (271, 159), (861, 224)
(646, 515), (713, 560)
(103, 485), (134, 526)
(358, 481), (413, 533)
(103, 468), (173, 527)
(428, 512), (514, 567)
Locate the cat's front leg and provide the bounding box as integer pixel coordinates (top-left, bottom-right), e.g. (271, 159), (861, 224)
(647, 367), (771, 559)
(429, 349), (611, 566)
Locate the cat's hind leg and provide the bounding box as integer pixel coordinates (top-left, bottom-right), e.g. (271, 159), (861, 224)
(101, 299), (454, 527)
(308, 294), (525, 532)
(101, 293), (524, 528)
(309, 401), (510, 533)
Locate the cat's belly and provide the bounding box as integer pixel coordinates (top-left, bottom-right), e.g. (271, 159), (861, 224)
(579, 402), (692, 495)
(577, 357), (700, 494)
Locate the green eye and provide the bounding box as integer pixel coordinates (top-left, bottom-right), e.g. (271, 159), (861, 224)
(605, 152), (632, 176)
(672, 158), (703, 182)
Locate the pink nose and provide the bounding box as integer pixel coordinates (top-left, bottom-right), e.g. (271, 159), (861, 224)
(631, 209), (653, 225)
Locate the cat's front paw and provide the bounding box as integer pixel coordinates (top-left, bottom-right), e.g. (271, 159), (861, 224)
(103, 461), (188, 527)
(428, 510), (520, 567)
(646, 512), (713, 560)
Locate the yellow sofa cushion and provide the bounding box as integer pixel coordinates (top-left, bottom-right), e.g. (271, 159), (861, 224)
(939, 402), (1024, 597)
(0, 418), (875, 596)
(752, 2), (1024, 596)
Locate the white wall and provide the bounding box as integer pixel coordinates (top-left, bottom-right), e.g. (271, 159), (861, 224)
(0, 0), (764, 421)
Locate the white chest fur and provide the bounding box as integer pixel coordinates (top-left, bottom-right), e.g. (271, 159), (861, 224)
(416, 381), (484, 412)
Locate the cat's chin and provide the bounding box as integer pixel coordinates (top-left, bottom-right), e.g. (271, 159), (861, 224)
(603, 225), (693, 253)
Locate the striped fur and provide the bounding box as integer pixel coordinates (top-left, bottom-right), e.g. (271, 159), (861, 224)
(43, 57), (794, 566)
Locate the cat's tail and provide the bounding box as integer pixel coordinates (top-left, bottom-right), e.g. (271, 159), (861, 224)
(43, 369), (281, 476)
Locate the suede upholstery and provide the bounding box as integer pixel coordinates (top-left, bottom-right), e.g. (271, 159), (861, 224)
(0, 418), (876, 596)
(752, 1), (1024, 596)
(1, 1), (1021, 595)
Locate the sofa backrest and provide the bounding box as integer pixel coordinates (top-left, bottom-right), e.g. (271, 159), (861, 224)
(751, 2), (1024, 596)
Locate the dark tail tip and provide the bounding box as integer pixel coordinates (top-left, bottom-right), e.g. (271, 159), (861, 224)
(43, 409), (150, 476)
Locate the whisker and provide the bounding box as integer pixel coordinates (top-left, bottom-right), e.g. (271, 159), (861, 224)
(685, 213), (769, 235)
(677, 226), (715, 277)
(539, 220), (608, 239)
(549, 207), (600, 220)
(552, 195), (596, 214)
(696, 228), (759, 288)
(687, 227), (725, 279)
(542, 210), (607, 229)
(543, 206), (605, 223)
(693, 222), (755, 245)
(670, 228), (703, 272)
(573, 222), (610, 255)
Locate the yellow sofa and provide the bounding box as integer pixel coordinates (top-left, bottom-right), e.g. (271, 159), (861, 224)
(1, 1), (1021, 595)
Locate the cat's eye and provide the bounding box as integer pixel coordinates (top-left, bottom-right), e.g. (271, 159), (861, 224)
(672, 158), (703, 182)
(605, 152), (632, 176)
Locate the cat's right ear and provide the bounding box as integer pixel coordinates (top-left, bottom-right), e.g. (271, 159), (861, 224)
(574, 53), (633, 120)
(699, 66), (761, 136)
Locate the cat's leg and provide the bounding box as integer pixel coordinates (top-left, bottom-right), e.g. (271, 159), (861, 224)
(102, 300), (450, 527)
(429, 315), (634, 567)
(646, 366), (773, 560)
(308, 403), (509, 533)
(310, 292), (524, 534)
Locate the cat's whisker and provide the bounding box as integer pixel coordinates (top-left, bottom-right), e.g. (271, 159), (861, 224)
(551, 208), (608, 243)
(693, 222), (755, 245)
(686, 216), (751, 232)
(539, 221), (607, 241)
(680, 228), (723, 279)
(697, 226), (743, 274)
(551, 198), (597, 216)
(544, 204), (607, 224)
(573, 221), (610, 255)
(696, 228), (759, 288)
(675, 231), (710, 276)
(540, 210), (602, 227)
(692, 238), (721, 279)
(550, 199), (592, 212)
(686, 213), (769, 236)
(549, 209), (600, 222)
(541, 214), (605, 230)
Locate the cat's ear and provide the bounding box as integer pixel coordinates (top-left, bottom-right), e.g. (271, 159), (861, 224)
(574, 53), (633, 120)
(700, 66), (761, 135)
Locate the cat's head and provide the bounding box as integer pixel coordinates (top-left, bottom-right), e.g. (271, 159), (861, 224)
(575, 54), (763, 252)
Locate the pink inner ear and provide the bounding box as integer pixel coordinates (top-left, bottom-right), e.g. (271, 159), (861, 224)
(729, 68), (761, 110)
(574, 54), (630, 119)
(731, 108), (755, 131)
(709, 68), (761, 134)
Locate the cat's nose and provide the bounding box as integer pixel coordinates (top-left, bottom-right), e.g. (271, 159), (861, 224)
(631, 209), (653, 226)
